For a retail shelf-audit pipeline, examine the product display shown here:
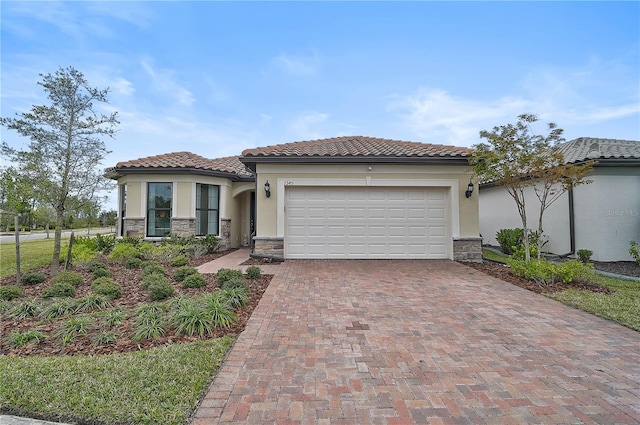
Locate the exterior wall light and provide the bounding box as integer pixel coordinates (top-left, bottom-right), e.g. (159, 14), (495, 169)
(264, 180), (271, 198)
(465, 180), (474, 198)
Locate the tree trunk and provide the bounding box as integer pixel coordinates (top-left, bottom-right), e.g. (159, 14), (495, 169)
(51, 208), (64, 276)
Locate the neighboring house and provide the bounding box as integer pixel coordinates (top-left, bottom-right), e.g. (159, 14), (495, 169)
(107, 136), (482, 261)
(479, 138), (640, 262)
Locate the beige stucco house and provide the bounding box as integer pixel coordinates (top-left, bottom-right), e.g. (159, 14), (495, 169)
(107, 136), (482, 261)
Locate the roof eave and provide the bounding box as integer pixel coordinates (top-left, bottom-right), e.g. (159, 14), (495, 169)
(105, 167), (253, 181)
(239, 155), (470, 171)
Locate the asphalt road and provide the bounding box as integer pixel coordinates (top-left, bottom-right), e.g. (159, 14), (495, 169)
(0, 228), (113, 244)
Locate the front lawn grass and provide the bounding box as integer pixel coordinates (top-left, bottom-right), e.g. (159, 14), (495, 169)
(548, 274), (640, 331)
(0, 238), (67, 278)
(482, 248), (509, 263)
(0, 337), (234, 425)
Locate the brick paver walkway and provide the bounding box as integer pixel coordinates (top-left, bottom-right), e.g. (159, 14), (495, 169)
(192, 259), (640, 424)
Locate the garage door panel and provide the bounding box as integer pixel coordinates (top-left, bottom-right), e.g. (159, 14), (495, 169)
(286, 187), (450, 259)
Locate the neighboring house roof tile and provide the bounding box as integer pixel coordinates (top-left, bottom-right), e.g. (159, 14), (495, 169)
(241, 136), (471, 158)
(558, 137), (640, 163)
(106, 152), (253, 179)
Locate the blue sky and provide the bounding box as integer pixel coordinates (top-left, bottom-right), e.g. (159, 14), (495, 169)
(2, 1), (639, 210)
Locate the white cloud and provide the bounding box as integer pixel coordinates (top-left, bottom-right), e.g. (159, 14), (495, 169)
(274, 50), (321, 76)
(391, 89), (531, 146)
(393, 58), (640, 146)
(288, 112), (329, 140)
(111, 77), (135, 96)
(140, 59), (195, 106)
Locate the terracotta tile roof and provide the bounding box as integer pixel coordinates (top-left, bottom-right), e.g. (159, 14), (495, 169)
(108, 152), (253, 178)
(241, 136), (471, 158)
(558, 138), (640, 163)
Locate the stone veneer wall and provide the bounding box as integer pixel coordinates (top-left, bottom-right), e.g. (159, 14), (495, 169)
(453, 237), (483, 262)
(253, 237), (284, 259)
(219, 218), (232, 251)
(171, 217), (196, 238)
(123, 218), (145, 238)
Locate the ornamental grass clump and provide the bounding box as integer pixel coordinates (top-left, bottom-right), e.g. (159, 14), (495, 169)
(39, 298), (76, 321)
(10, 300), (41, 319)
(133, 303), (167, 340)
(7, 330), (47, 347)
(217, 286), (249, 309)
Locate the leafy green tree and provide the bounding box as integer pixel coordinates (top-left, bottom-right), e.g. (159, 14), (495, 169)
(0, 166), (36, 230)
(471, 114), (593, 262)
(1, 67), (118, 274)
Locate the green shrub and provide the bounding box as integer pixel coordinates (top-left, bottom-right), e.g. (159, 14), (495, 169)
(91, 277), (123, 299)
(216, 268), (244, 286)
(630, 241), (640, 264)
(94, 233), (116, 253)
(89, 261), (109, 273)
(507, 258), (594, 286)
(42, 282), (76, 298)
(182, 273), (206, 289)
(149, 244), (184, 264)
(20, 272), (46, 285)
(51, 271), (84, 288)
(107, 243), (140, 264)
(496, 228), (523, 255)
(170, 255), (190, 267)
(148, 280), (175, 301)
(92, 267), (112, 280)
(71, 243), (99, 267)
(557, 259), (594, 284)
(577, 249), (593, 263)
(142, 261), (166, 277)
(245, 266), (261, 279)
(142, 272), (168, 290)
(0, 285), (23, 301)
(8, 330), (47, 347)
(173, 266), (198, 282)
(125, 257), (143, 269)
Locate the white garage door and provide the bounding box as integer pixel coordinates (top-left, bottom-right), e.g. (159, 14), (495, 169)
(285, 187), (450, 259)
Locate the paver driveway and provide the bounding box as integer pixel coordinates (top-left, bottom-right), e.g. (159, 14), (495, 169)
(193, 260), (640, 424)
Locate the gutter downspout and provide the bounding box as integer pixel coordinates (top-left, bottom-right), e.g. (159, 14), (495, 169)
(559, 187), (576, 257)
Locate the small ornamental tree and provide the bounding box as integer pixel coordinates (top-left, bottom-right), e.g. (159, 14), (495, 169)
(471, 114), (593, 262)
(1, 67), (119, 275)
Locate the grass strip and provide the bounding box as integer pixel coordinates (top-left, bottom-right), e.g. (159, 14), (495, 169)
(0, 238), (68, 278)
(547, 274), (640, 331)
(0, 337), (234, 425)
(482, 248), (509, 263)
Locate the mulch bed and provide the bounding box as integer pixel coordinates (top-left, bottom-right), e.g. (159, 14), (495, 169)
(461, 260), (614, 295)
(0, 250), (272, 357)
